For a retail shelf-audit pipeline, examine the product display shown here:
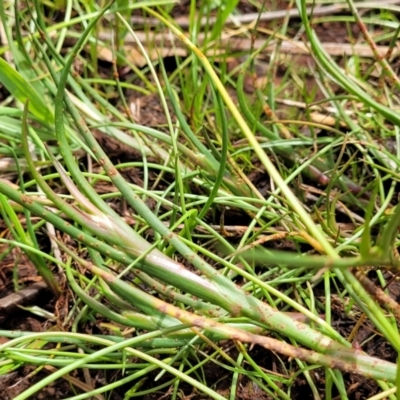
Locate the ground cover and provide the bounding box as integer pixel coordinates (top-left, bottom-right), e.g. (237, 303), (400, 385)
(1, 1), (400, 399)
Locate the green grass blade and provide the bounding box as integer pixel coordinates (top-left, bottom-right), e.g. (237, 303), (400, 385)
(0, 58), (53, 124)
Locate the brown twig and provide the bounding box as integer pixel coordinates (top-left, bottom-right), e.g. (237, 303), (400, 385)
(352, 267), (400, 320)
(98, 31), (400, 59)
(128, 1), (400, 28)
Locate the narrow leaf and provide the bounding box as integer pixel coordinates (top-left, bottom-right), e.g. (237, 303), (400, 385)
(0, 58), (53, 124)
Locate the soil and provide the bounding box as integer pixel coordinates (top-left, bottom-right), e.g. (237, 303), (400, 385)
(1, 1), (400, 399)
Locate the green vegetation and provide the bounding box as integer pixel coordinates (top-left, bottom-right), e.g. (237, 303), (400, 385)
(1, 0), (400, 398)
